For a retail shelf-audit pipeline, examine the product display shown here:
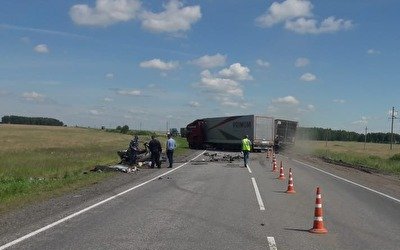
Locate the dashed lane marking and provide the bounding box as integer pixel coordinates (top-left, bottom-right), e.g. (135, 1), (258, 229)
(251, 177), (265, 210)
(247, 165), (252, 174)
(267, 236), (277, 250)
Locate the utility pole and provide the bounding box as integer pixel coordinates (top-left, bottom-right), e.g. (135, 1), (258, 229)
(390, 107), (397, 150)
(364, 126), (367, 150)
(325, 129), (329, 147)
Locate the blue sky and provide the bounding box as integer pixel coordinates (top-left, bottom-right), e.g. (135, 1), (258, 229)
(1, 0), (399, 133)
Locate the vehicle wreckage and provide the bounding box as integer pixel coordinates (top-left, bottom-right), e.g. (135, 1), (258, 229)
(91, 141), (244, 174)
(91, 142), (166, 173)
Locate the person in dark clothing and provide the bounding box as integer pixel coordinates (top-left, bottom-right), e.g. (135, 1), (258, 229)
(148, 135), (162, 168)
(273, 135), (280, 153)
(127, 135), (139, 165)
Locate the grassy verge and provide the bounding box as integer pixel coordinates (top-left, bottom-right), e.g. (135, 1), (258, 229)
(0, 125), (132, 213)
(174, 136), (189, 156)
(0, 125), (190, 214)
(292, 140), (400, 175)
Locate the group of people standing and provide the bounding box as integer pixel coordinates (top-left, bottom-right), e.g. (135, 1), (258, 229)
(130, 133), (251, 169)
(144, 133), (176, 169)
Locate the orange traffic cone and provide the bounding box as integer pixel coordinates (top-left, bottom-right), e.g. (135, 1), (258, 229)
(271, 158), (277, 172)
(278, 161), (285, 180)
(286, 168), (296, 194)
(309, 187), (328, 234)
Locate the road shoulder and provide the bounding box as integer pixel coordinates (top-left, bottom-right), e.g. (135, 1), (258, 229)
(282, 151), (400, 200)
(0, 149), (200, 241)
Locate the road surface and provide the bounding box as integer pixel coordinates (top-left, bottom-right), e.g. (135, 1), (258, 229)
(1, 150), (399, 249)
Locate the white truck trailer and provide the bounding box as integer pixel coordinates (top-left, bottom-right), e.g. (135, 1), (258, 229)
(186, 115), (275, 151)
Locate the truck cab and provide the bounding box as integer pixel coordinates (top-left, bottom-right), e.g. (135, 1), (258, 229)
(186, 119), (206, 149)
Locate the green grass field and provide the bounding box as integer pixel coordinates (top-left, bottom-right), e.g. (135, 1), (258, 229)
(0, 124), (188, 214)
(292, 140), (400, 175)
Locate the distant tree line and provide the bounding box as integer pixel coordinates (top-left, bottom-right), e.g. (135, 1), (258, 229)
(297, 127), (400, 144)
(105, 125), (155, 136)
(116, 125), (130, 134)
(1, 115), (64, 126)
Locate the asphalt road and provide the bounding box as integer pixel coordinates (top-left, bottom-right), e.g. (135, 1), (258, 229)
(1, 150), (399, 250)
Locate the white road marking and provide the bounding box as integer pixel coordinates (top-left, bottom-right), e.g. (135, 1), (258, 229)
(0, 150), (207, 250)
(267, 236), (277, 250)
(247, 165), (252, 173)
(251, 177), (265, 210)
(293, 159), (400, 204)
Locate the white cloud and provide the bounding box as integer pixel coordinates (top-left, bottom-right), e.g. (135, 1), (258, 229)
(218, 63), (253, 81)
(191, 54), (226, 69)
(297, 104), (315, 113)
(218, 98), (250, 109)
(367, 49), (381, 55)
(140, 0), (201, 33)
(89, 109), (101, 115)
(199, 70), (243, 97)
(272, 96), (299, 105)
(140, 58), (179, 70)
(256, 0), (313, 27)
(105, 73), (114, 79)
(195, 63), (253, 109)
(333, 99), (346, 104)
(256, 59), (270, 68)
(256, 0), (353, 34)
(300, 72), (316, 82)
(285, 16), (353, 34)
(295, 57), (309, 67)
(197, 70), (249, 108)
(22, 91), (46, 102)
(34, 44), (49, 53)
(116, 89), (141, 96)
(307, 104), (315, 111)
(104, 97), (113, 102)
(352, 116), (368, 125)
(70, 0), (141, 26)
(189, 101), (200, 107)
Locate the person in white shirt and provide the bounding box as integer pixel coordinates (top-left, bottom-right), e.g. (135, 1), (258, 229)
(166, 133), (176, 168)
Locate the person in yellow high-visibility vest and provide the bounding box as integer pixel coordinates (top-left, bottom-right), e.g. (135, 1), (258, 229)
(242, 135), (252, 167)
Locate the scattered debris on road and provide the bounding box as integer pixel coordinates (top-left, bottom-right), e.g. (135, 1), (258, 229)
(91, 164), (138, 173)
(190, 152), (243, 165)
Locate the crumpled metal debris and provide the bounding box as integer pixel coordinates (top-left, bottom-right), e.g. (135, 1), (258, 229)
(109, 164), (137, 173)
(201, 152), (242, 162)
(91, 164), (137, 173)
